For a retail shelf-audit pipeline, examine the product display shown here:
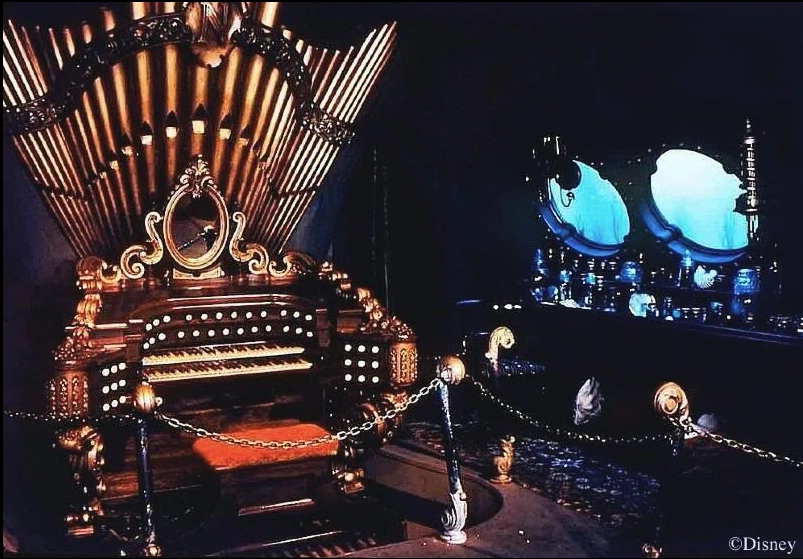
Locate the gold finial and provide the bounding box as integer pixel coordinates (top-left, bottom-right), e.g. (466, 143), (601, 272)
(485, 326), (515, 373)
(653, 382), (689, 423)
(133, 382), (159, 415)
(437, 355), (466, 385)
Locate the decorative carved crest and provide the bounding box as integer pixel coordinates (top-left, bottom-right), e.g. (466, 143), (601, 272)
(73, 156), (305, 283)
(183, 2), (245, 68)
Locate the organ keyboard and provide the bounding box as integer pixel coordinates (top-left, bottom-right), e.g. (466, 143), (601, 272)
(142, 342), (306, 367)
(144, 356), (314, 384)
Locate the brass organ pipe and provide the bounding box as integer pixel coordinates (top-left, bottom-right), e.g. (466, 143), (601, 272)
(283, 31), (397, 247)
(225, 54), (268, 202)
(16, 135), (87, 254)
(264, 144), (319, 246)
(271, 44), (326, 193)
(189, 41), (212, 155)
(31, 30), (85, 200)
(254, 122), (300, 233)
(236, 147), (262, 209)
(250, 66), (284, 160)
(61, 25), (121, 251)
(351, 26), (396, 116)
(82, 22), (135, 239)
(224, 0), (282, 205)
(282, 28), (393, 247)
(213, 47), (244, 181)
(255, 2), (281, 27)
(14, 25), (48, 91)
(337, 26), (392, 121)
(264, 42), (361, 234)
(352, 39), (395, 120)
(322, 29), (377, 118)
(78, 86), (125, 249)
(21, 31), (87, 204)
(242, 68), (296, 217)
(285, 41), (371, 195)
(329, 30), (383, 119)
(3, 47), (92, 252)
(101, 8), (144, 221)
(308, 49), (338, 100)
(269, 145), (332, 250)
(41, 126), (101, 250)
(248, 81), (294, 230)
(163, 2), (180, 185)
(67, 33), (124, 249)
(2, 30), (36, 98)
(272, 26), (396, 248)
(248, 43), (320, 210)
(264, 28), (302, 195)
(281, 126), (324, 197)
(272, 141), (336, 249)
(132, 2), (158, 202)
(278, 34), (395, 247)
(316, 45), (356, 109)
(344, 27), (395, 123)
(238, 67), (283, 208)
(258, 75), (296, 173)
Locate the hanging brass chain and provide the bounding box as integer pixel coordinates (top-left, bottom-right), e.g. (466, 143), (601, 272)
(154, 377), (444, 449)
(674, 418), (802, 469)
(468, 375), (670, 445)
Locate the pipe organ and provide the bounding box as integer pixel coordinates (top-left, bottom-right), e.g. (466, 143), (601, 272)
(3, 2), (412, 541)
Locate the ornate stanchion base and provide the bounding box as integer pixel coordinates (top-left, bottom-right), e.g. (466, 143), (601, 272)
(490, 474), (512, 484)
(490, 435), (515, 484)
(440, 486), (468, 544)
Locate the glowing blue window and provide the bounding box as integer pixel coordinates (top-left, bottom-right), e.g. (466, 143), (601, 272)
(541, 160), (630, 257)
(643, 149), (747, 263)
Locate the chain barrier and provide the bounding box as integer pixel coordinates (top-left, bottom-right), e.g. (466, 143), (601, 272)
(154, 377), (444, 450)
(468, 375), (671, 446)
(674, 418), (802, 469)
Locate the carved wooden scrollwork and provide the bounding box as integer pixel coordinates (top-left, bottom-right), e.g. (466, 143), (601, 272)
(120, 212), (164, 279)
(229, 211), (270, 274)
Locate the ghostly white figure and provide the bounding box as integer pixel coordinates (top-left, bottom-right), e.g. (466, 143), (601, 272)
(651, 149), (748, 251)
(574, 377), (604, 426)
